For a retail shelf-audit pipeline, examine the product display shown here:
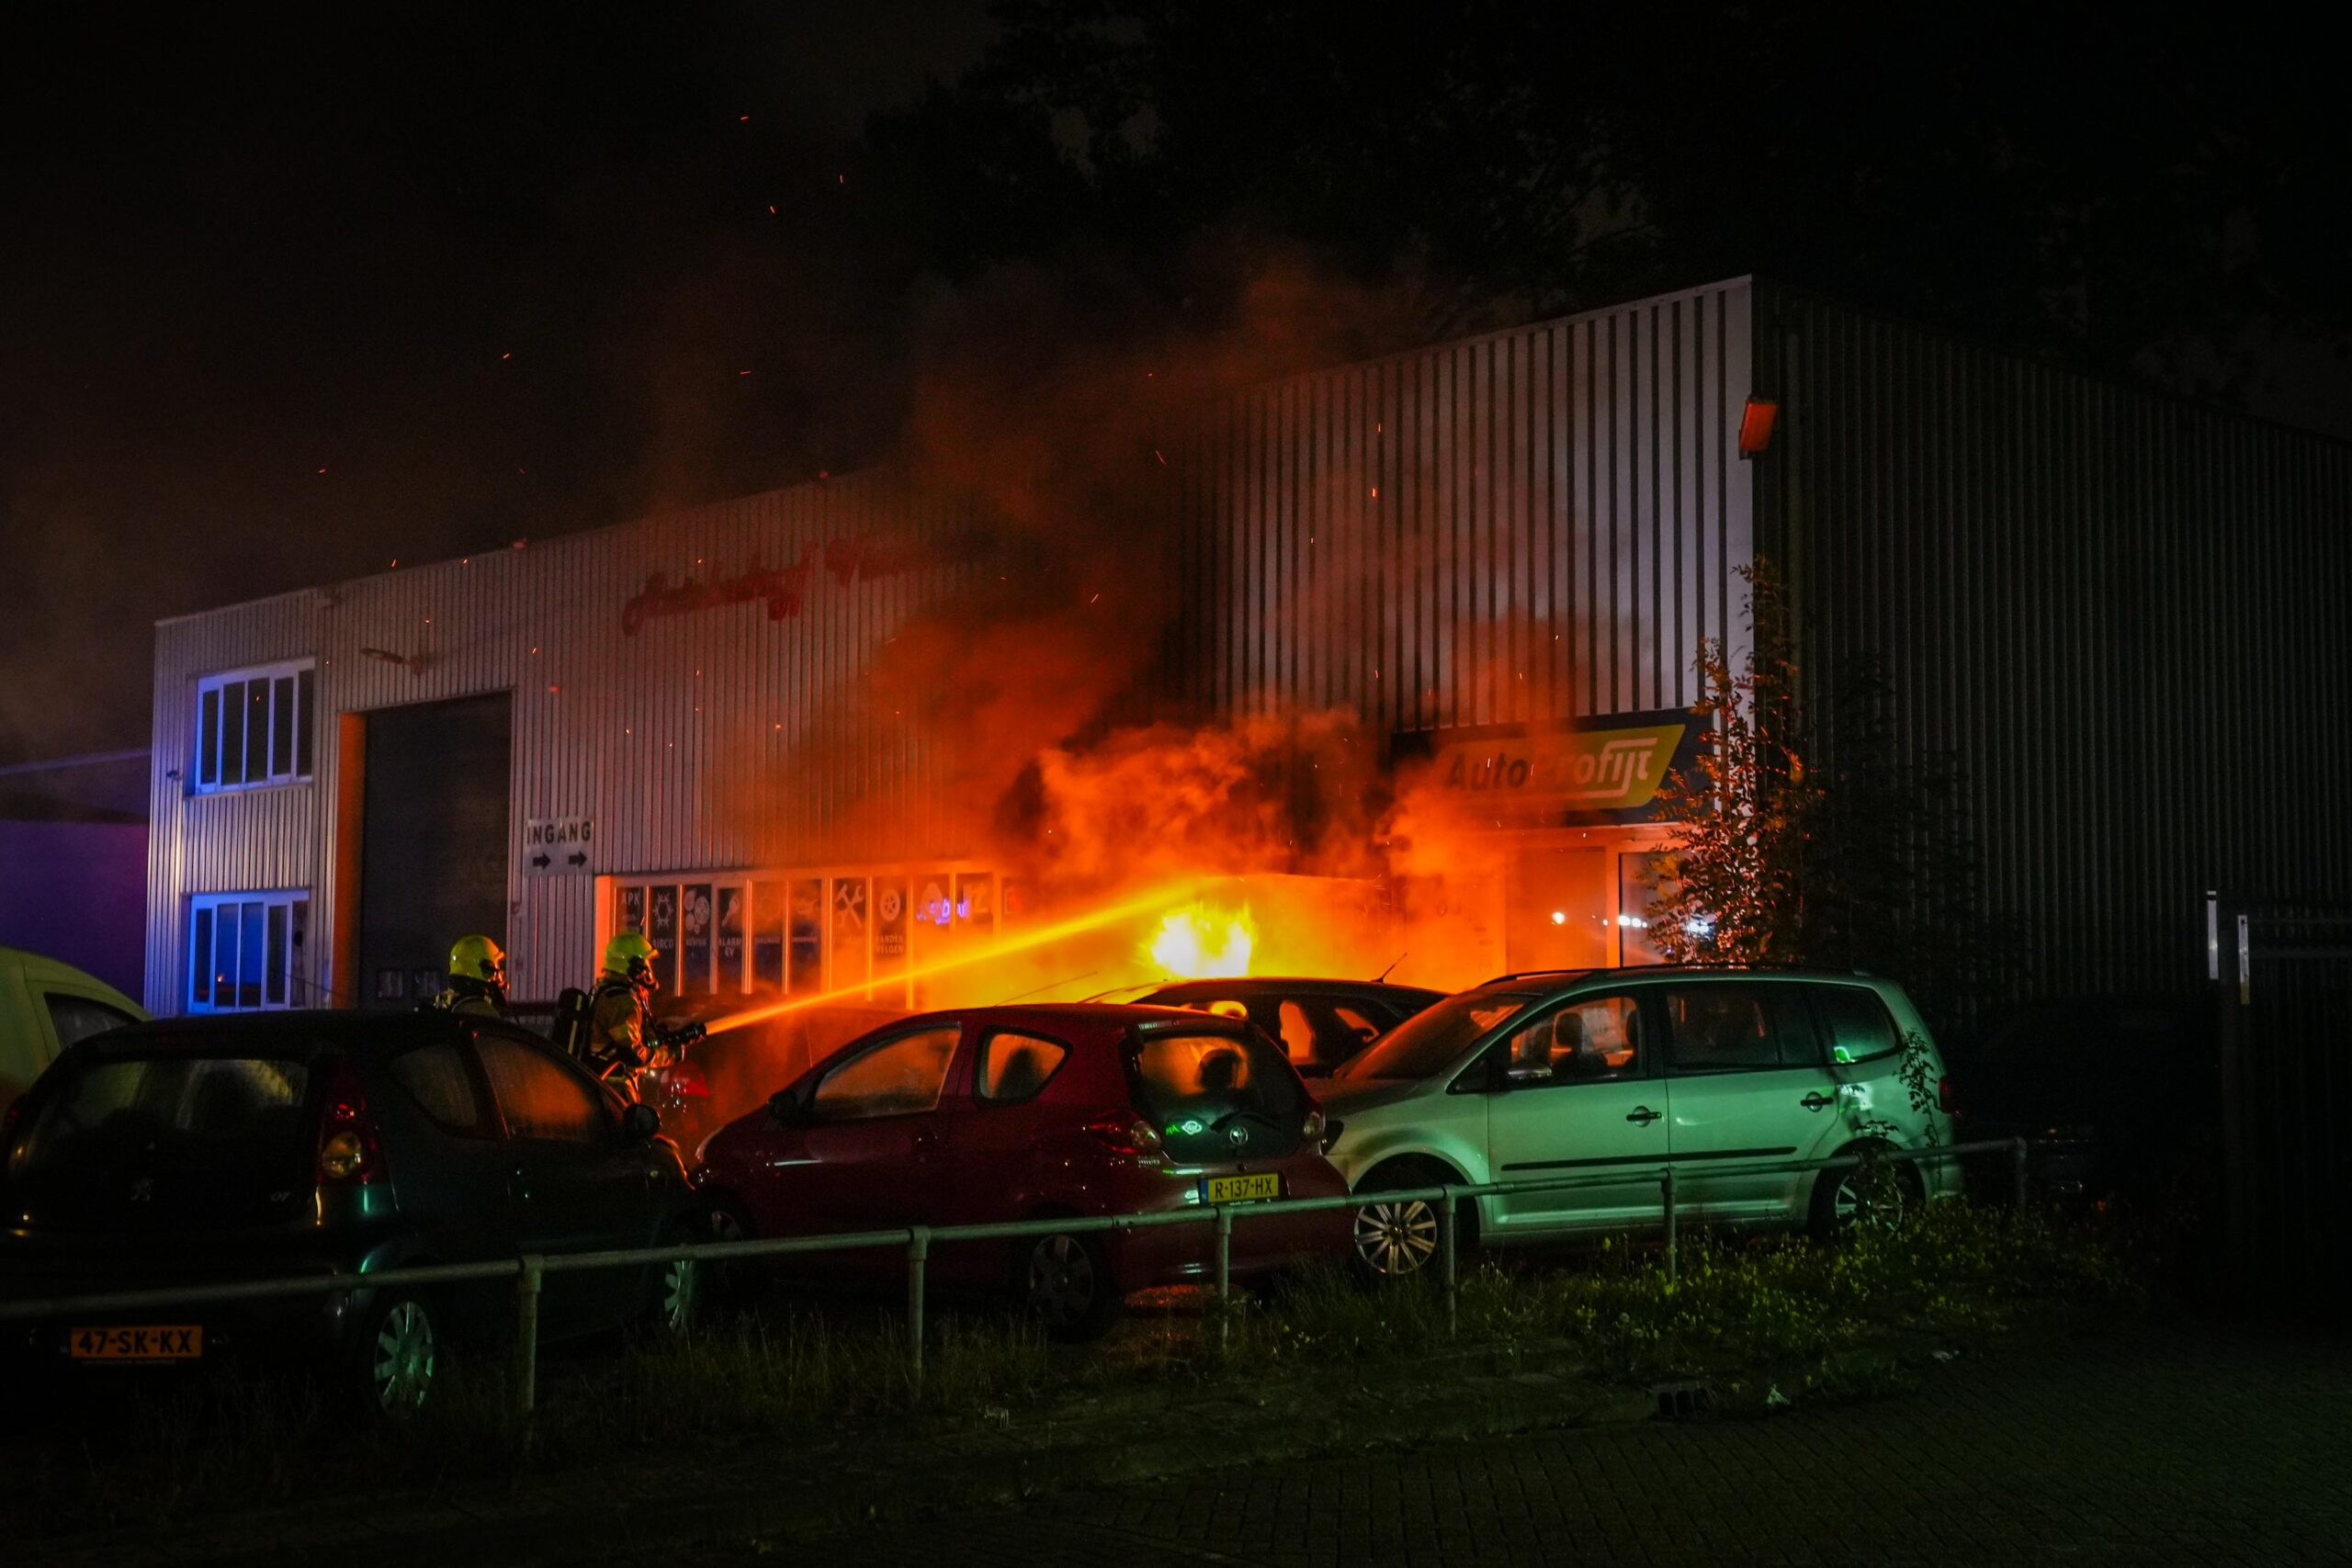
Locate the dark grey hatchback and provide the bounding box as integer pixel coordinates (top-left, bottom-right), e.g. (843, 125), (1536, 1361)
(0, 1010), (707, 1414)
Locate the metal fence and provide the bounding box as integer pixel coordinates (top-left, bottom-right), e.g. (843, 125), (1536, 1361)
(0, 1139), (2027, 1412)
(2211, 893), (2352, 1303)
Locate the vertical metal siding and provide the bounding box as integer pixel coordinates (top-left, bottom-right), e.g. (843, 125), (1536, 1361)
(1765, 285), (2352, 998)
(1169, 281), (1755, 736)
(147, 473), (985, 1013)
(150, 281), (1761, 1014)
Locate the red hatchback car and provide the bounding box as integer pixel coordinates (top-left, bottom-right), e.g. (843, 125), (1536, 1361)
(693, 1003), (1351, 1337)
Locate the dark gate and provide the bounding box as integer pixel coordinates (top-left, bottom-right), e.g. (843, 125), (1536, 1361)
(2211, 893), (2352, 1304)
(357, 694), (512, 1008)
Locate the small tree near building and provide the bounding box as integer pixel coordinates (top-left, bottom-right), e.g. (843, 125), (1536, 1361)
(1645, 559), (1821, 965)
(1645, 558), (2008, 1035)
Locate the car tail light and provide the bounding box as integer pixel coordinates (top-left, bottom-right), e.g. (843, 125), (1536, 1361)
(1083, 1113), (1163, 1156)
(317, 1059), (386, 1187)
(1938, 1075), (1958, 1115)
(662, 1059), (711, 1100)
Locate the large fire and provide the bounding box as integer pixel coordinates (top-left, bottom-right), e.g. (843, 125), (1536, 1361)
(1144, 903), (1257, 979)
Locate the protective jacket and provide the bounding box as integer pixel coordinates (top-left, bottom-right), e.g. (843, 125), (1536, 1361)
(433, 975), (504, 1020)
(585, 975), (656, 1072)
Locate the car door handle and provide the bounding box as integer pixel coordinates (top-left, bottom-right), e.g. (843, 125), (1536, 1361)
(1625, 1107), (1661, 1124)
(1801, 1091), (1838, 1111)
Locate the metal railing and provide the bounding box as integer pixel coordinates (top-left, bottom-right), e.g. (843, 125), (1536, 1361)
(0, 1138), (2028, 1412)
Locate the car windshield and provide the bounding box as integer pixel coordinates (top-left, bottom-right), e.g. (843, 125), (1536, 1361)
(1334, 991), (1541, 1081)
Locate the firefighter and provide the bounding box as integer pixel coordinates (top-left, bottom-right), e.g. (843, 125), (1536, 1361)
(435, 934), (507, 1019)
(584, 931), (668, 1094)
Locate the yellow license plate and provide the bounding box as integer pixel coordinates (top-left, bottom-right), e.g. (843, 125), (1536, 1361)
(1202, 1173), (1281, 1203)
(70, 1325), (204, 1361)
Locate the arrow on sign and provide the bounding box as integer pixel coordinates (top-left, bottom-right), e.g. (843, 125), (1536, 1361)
(567, 852), (588, 867)
(530, 853), (551, 869)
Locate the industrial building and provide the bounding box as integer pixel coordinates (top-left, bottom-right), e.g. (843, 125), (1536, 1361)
(142, 276), (2352, 1023)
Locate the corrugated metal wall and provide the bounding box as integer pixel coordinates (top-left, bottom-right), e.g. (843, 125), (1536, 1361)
(1762, 287), (2352, 996)
(1172, 280), (1756, 730)
(148, 280), (1762, 1014)
(146, 473), (984, 1011)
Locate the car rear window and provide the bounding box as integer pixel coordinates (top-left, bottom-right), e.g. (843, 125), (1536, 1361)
(1811, 985), (1903, 1063)
(1125, 1028), (1304, 1161)
(9, 1055), (312, 1183)
(975, 1030), (1068, 1104)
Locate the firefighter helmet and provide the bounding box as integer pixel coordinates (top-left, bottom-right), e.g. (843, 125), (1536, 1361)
(448, 934), (506, 986)
(602, 931), (659, 988)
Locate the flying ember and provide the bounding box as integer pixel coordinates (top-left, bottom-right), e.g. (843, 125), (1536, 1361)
(1146, 903), (1256, 979)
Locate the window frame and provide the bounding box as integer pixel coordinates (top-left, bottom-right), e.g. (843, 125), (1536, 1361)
(971, 1027), (1071, 1106)
(1659, 982), (1816, 1076)
(186, 890), (309, 1014)
(809, 1021), (966, 1122)
(385, 1033), (500, 1141)
(192, 658), (317, 795)
(42, 992), (141, 1051)
(1804, 983), (1905, 1066)
(469, 1024), (617, 1145)
(1484, 990), (1657, 1091)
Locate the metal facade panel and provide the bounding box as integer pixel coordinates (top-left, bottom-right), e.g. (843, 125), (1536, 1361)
(146, 474), (982, 1011)
(1763, 286), (2352, 997)
(146, 282), (1759, 1014)
(1169, 281), (1755, 737)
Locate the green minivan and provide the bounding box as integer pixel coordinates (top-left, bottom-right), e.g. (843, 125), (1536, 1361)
(1317, 967), (1957, 1277)
(0, 947), (148, 1120)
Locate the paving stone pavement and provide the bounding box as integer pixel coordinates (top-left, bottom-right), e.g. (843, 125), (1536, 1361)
(776, 1328), (2352, 1567)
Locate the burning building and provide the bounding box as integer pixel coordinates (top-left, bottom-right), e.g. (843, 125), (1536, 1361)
(141, 276), (2352, 1062)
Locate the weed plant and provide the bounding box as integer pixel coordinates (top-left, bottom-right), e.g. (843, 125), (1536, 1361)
(6, 1201), (2144, 1536)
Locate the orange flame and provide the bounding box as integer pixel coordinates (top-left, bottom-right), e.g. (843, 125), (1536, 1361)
(1145, 903), (1256, 979)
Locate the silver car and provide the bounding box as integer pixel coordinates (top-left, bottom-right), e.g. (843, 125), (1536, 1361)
(1318, 968), (1959, 1277)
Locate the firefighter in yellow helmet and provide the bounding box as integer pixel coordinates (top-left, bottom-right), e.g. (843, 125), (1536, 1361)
(584, 931), (680, 1094)
(435, 935), (507, 1019)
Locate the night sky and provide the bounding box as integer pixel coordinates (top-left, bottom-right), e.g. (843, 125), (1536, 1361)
(0, 4), (990, 763)
(7, 5), (2349, 766)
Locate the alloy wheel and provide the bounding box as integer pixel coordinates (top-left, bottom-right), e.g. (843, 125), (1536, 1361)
(1354, 1198), (1438, 1278)
(369, 1300), (435, 1416)
(1026, 1234), (1098, 1328)
(657, 1254), (701, 1334)
(1834, 1168), (1909, 1230)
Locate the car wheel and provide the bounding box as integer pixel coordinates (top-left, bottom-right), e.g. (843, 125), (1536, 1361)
(354, 1292), (437, 1418)
(689, 1201), (757, 1319)
(1017, 1229), (1120, 1342)
(1808, 1145), (1925, 1237)
(1351, 1161), (1462, 1282)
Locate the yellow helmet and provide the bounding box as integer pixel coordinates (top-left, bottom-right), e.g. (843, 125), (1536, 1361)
(448, 934), (505, 984)
(602, 931), (658, 982)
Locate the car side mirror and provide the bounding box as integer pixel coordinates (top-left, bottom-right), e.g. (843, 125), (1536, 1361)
(766, 1087), (808, 1123)
(622, 1101), (661, 1143)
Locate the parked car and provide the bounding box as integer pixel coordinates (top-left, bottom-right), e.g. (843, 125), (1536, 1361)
(0, 1010), (707, 1414)
(0, 945), (147, 1119)
(693, 1003), (1350, 1338)
(1318, 967), (1958, 1278)
(1950, 993), (2215, 1206)
(1117, 977), (1448, 1077)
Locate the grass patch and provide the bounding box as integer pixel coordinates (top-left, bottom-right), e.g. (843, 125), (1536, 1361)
(5, 1201), (2147, 1538)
